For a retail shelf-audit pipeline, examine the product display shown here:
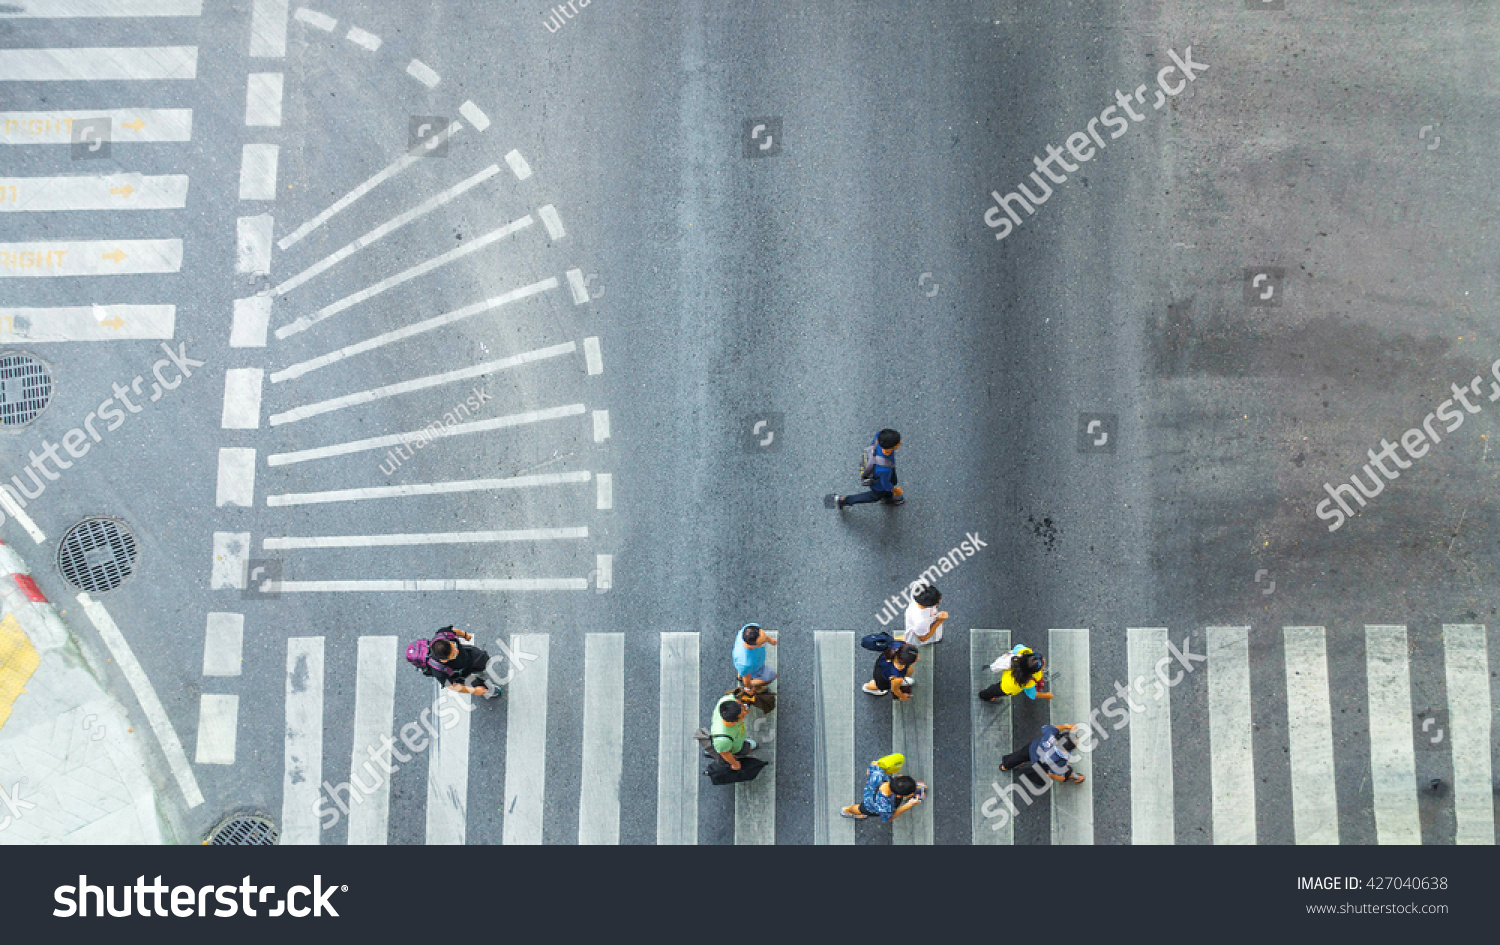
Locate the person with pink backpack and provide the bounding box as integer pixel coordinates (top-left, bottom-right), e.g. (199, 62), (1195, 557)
(405, 627), (501, 699)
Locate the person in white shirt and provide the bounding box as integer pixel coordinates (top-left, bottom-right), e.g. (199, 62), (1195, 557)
(903, 583), (948, 646)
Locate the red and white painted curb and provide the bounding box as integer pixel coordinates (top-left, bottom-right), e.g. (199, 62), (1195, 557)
(0, 538), (68, 651)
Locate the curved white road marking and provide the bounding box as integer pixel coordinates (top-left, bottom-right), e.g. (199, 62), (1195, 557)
(266, 471), (591, 507)
(267, 403), (585, 466)
(270, 278), (558, 382)
(274, 214), (533, 338)
(270, 341), (575, 425)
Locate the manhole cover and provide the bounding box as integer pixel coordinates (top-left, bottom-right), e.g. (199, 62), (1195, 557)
(57, 518), (138, 593)
(0, 351), (53, 429)
(206, 814), (278, 846)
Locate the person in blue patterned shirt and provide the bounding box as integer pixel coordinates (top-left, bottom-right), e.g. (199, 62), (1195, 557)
(839, 759), (925, 821)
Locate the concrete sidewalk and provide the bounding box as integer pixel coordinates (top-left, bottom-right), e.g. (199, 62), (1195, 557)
(0, 540), (173, 844)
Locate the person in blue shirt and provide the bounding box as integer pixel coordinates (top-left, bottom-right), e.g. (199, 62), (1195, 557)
(999, 723), (1086, 784)
(839, 760), (925, 821)
(733, 623), (777, 692)
(836, 428), (904, 509)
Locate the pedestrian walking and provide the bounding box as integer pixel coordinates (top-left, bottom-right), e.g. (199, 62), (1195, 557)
(903, 583), (948, 646)
(1000, 723), (1086, 784)
(863, 642), (920, 699)
(834, 428), (904, 509)
(404, 627), (500, 699)
(733, 622), (778, 692)
(840, 757), (926, 821)
(978, 644), (1052, 702)
(709, 693), (757, 771)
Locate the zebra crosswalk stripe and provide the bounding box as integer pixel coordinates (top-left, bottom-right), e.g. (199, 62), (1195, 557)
(971, 629), (1012, 845)
(346, 636), (397, 845)
(578, 633), (624, 844)
(892, 643), (934, 845)
(1049, 628), (1093, 845)
(281, 637), (324, 845)
(813, 631), (854, 845)
(424, 688), (471, 845)
(1127, 628), (1174, 845)
(502, 634), (550, 845)
(656, 632), (699, 844)
(1283, 626), (1338, 844)
(1442, 624), (1494, 844)
(1365, 625), (1420, 844)
(1206, 626), (1256, 844)
(734, 633), (775, 845)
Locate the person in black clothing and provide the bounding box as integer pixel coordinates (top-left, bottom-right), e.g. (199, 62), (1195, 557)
(432, 628), (501, 699)
(863, 643), (920, 699)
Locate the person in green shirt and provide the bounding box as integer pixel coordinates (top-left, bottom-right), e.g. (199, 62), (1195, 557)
(709, 694), (757, 771)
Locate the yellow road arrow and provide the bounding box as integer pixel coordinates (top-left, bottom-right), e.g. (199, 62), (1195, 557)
(120, 118), (145, 132)
(99, 312), (126, 330)
(109, 184), (134, 198)
(101, 248), (126, 263)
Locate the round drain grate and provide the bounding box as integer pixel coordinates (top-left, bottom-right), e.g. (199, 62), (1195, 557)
(57, 518), (138, 593)
(206, 814), (278, 846)
(0, 351), (53, 429)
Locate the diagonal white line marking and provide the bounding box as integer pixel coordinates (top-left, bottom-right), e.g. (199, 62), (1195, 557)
(274, 215), (533, 339)
(267, 403), (585, 466)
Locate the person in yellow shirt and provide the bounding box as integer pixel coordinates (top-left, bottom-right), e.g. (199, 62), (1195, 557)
(978, 645), (1052, 702)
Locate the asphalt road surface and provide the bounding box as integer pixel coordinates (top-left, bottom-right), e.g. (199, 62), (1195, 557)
(0, 0), (1496, 847)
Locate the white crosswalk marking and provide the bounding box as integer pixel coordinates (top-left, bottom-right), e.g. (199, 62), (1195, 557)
(347, 636), (397, 845)
(735, 633), (776, 844)
(266, 470), (592, 508)
(275, 215), (535, 338)
(656, 632), (699, 844)
(0, 46), (197, 81)
(221, 368), (264, 429)
(273, 165), (502, 296)
(424, 688), (471, 845)
(193, 694), (238, 765)
(281, 636), (324, 845)
(250, 0), (289, 57)
(892, 644), (933, 845)
(0, 239), (181, 277)
(1365, 625), (1420, 844)
(0, 304), (174, 341)
(236, 213), (273, 273)
(0, 0), (203, 16)
(0, 109), (191, 144)
(245, 73), (283, 126)
(210, 531), (248, 590)
(215, 448), (256, 508)
(0, 174), (188, 212)
(1127, 627), (1174, 844)
(1283, 626), (1338, 844)
(1049, 628), (1093, 845)
(502, 634), (550, 845)
(263, 527), (587, 550)
(201, 612), (244, 676)
(270, 278), (559, 382)
(266, 404), (586, 466)
(239, 143), (280, 200)
(813, 631), (854, 845)
(579, 633), (624, 844)
(971, 630), (1012, 844)
(1206, 626), (1256, 844)
(269, 341), (574, 425)
(1442, 624), (1493, 844)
